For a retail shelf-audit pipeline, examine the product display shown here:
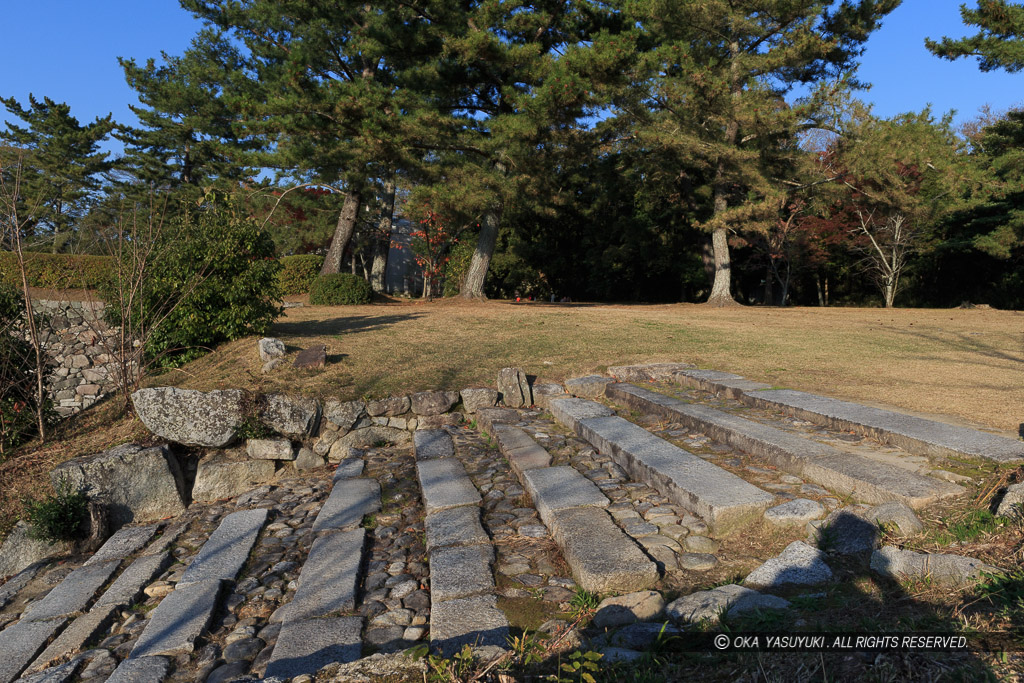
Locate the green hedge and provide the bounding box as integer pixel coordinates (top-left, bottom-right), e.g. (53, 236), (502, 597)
(309, 273), (373, 305)
(278, 254), (325, 294)
(0, 252), (113, 290)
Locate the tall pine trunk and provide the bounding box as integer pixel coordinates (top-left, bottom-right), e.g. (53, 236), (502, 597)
(460, 210), (499, 299)
(320, 188), (362, 275)
(705, 41), (741, 307)
(371, 176), (395, 293)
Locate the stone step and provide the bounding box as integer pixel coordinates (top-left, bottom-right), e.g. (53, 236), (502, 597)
(178, 508), (269, 586)
(488, 425), (658, 593)
(671, 369), (1024, 463)
(416, 459), (481, 513)
(606, 383), (965, 508)
(105, 656), (171, 683)
(130, 579), (224, 658)
(550, 398), (773, 534)
(21, 561), (121, 623)
(429, 595), (509, 657)
(264, 616), (363, 679)
(311, 478), (381, 533)
(414, 430), (455, 461)
(273, 528), (366, 624)
(424, 506), (490, 552)
(488, 424), (551, 475)
(0, 618), (68, 683)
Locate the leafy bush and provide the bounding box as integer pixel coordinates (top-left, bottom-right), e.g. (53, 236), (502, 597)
(0, 252), (113, 290)
(25, 477), (87, 544)
(102, 200), (282, 367)
(0, 282), (49, 457)
(309, 273), (373, 305)
(278, 254), (325, 294)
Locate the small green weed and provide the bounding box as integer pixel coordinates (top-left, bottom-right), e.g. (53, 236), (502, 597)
(931, 508), (1004, 546)
(552, 650), (602, 683)
(24, 477), (87, 544)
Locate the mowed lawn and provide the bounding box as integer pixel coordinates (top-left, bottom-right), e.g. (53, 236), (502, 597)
(158, 298), (1024, 435)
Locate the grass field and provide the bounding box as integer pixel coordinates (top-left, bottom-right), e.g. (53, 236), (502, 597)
(159, 297), (1024, 435)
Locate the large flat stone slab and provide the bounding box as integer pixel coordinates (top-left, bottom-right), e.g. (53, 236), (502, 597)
(416, 459), (480, 514)
(264, 617), (363, 679)
(190, 455), (277, 504)
(332, 459), (365, 481)
(548, 398), (613, 432)
(565, 375), (613, 398)
(669, 368), (772, 398)
(548, 507), (659, 593)
(474, 407), (520, 434)
(744, 388), (1024, 463)
(96, 552), (173, 608)
(491, 425), (551, 475)
(665, 584), (790, 624)
(871, 546), (1001, 586)
(424, 507), (490, 551)
(744, 541), (833, 589)
(27, 604), (120, 673)
(23, 560), (121, 622)
(84, 525), (158, 567)
(522, 467), (609, 526)
(274, 529), (365, 623)
(131, 387), (245, 447)
(17, 657), (82, 683)
(429, 546), (495, 602)
(608, 363), (695, 382)
(312, 478), (381, 533)
(179, 508), (268, 586)
(105, 656), (171, 683)
(607, 383), (965, 508)
(429, 594), (509, 657)
(0, 617), (67, 683)
(413, 430), (455, 461)
(573, 413), (773, 534)
(130, 579), (223, 657)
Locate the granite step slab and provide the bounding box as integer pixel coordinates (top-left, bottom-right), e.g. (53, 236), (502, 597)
(129, 579), (223, 657)
(16, 657), (82, 683)
(607, 363), (696, 382)
(273, 529), (366, 623)
(141, 522), (187, 558)
(424, 506), (490, 552)
(490, 425), (551, 475)
(548, 398), (613, 432)
(414, 430), (455, 461)
(606, 383), (965, 508)
(742, 388), (1024, 463)
(312, 478), (381, 533)
(559, 404), (773, 534)
(264, 617), (363, 680)
(547, 507), (659, 593)
(95, 552), (173, 608)
(26, 604), (120, 674)
(83, 525), (158, 567)
(670, 368), (772, 399)
(521, 467), (609, 526)
(0, 563), (45, 610)
(429, 594), (509, 657)
(105, 656), (171, 683)
(178, 508), (268, 586)
(22, 561), (121, 622)
(416, 459), (481, 514)
(429, 545), (495, 602)
(0, 617), (68, 683)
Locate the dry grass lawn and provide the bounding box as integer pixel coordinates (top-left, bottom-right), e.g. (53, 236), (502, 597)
(158, 298), (1024, 435)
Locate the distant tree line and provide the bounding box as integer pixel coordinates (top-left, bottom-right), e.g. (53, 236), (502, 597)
(1, 0), (1022, 309)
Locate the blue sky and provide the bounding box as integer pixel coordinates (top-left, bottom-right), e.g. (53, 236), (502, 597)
(0, 0), (1020, 151)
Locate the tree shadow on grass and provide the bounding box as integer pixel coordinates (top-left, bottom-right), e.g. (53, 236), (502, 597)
(271, 312), (423, 338)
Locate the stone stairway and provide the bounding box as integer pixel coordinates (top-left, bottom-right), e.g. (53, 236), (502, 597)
(3, 363), (1018, 681)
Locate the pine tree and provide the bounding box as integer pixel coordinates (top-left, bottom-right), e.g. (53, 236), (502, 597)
(620, 0), (899, 305)
(0, 95), (114, 252)
(926, 1), (1024, 72)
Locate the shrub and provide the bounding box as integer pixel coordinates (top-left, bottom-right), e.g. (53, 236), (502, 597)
(0, 252), (113, 290)
(309, 273), (373, 305)
(0, 282), (49, 457)
(102, 199), (282, 368)
(278, 254), (325, 294)
(25, 477), (88, 544)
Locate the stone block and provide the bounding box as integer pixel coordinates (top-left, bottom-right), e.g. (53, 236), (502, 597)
(743, 541), (833, 589)
(179, 508), (268, 586)
(105, 656), (171, 683)
(84, 525), (158, 566)
(424, 506), (490, 551)
(460, 388), (498, 414)
(292, 447), (325, 472)
(666, 584), (789, 624)
(429, 545), (495, 602)
(246, 438), (295, 460)
(130, 580), (223, 657)
(413, 430), (455, 461)
(312, 478), (381, 533)
(607, 363), (695, 382)
(292, 344), (326, 369)
(264, 617), (362, 679)
(497, 367), (532, 408)
(27, 603), (120, 673)
(260, 394), (321, 438)
(96, 552), (172, 608)
(323, 399), (366, 431)
(522, 467), (608, 526)
(531, 383), (568, 410)
(593, 591), (665, 628)
(0, 523), (70, 580)
(764, 499), (825, 527)
(131, 387), (245, 447)
(548, 507), (659, 593)
(474, 407), (519, 434)
(50, 444), (186, 529)
(191, 454), (276, 504)
(0, 617), (68, 683)
(416, 459), (481, 514)
(870, 546), (1001, 586)
(565, 375), (613, 398)
(547, 397), (613, 431)
(410, 391), (460, 416)
(258, 337), (285, 362)
(23, 560), (121, 622)
(275, 529), (365, 622)
(429, 595), (509, 657)
(332, 459), (366, 481)
(366, 395), (411, 417)
(335, 425), (410, 450)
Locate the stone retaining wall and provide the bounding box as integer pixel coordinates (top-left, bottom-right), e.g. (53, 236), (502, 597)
(31, 300), (126, 417)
